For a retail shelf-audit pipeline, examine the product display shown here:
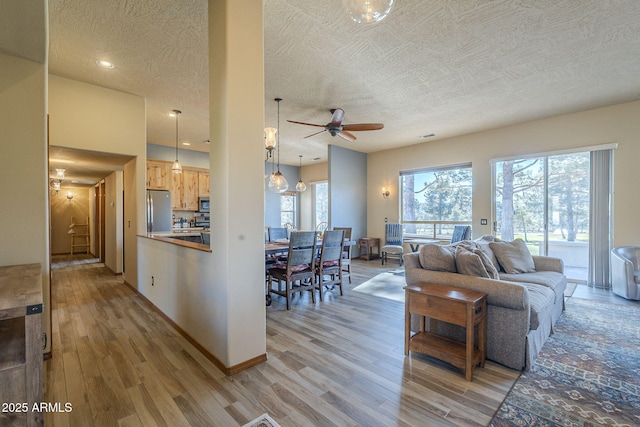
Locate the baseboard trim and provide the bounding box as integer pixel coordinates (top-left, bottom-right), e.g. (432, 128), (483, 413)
(122, 281), (266, 376)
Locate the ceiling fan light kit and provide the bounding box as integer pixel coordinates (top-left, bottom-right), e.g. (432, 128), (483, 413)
(343, 0), (394, 24)
(288, 108), (383, 142)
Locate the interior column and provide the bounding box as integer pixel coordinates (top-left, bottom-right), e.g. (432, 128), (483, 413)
(208, 0), (267, 369)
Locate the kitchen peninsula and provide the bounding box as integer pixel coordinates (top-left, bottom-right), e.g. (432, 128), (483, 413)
(142, 232), (211, 251)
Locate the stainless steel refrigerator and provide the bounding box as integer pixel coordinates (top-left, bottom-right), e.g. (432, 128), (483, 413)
(146, 190), (172, 232)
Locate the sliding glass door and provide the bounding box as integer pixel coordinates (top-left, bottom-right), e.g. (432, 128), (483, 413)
(494, 151), (590, 282)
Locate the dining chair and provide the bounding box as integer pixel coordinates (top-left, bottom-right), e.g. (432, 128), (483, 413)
(268, 227), (288, 241)
(267, 231), (317, 310)
(315, 229), (345, 301)
(333, 226), (353, 283)
(316, 222), (328, 239)
(381, 223), (404, 266)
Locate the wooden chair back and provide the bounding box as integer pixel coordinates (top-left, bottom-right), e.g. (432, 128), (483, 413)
(286, 231), (317, 274)
(269, 227), (288, 241)
(318, 230), (344, 269)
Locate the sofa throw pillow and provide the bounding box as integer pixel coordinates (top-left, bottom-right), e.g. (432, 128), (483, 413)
(455, 245), (494, 278)
(419, 244), (456, 273)
(489, 239), (536, 274)
(473, 235), (501, 272)
(473, 248), (499, 279)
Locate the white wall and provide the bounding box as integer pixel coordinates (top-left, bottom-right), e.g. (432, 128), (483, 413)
(0, 52), (50, 351)
(368, 100), (640, 247)
(48, 75), (146, 285)
(104, 171), (123, 273)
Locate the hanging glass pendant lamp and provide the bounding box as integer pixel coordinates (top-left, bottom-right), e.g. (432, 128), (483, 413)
(268, 98), (288, 192)
(343, 0), (394, 24)
(171, 110), (183, 174)
(296, 155), (306, 192)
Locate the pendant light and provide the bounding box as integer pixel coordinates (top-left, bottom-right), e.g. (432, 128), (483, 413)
(268, 98), (289, 193)
(343, 0), (394, 24)
(171, 110), (183, 174)
(296, 155), (306, 192)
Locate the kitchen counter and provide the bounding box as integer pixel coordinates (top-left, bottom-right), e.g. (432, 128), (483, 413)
(140, 228), (211, 252)
(150, 227), (205, 238)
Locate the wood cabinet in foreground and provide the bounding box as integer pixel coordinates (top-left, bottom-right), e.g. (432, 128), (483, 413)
(0, 263), (44, 426)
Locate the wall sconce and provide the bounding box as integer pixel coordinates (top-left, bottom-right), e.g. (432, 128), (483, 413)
(50, 179), (61, 194)
(66, 191), (74, 200)
(382, 188), (390, 199)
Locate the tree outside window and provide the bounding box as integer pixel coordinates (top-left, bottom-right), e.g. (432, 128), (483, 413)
(400, 164), (472, 238)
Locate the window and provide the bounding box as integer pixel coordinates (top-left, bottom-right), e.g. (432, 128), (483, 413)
(493, 147), (614, 285)
(313, 181), (328, 228)
(400, 164), (472, 239)
(280, 191), (297, 228)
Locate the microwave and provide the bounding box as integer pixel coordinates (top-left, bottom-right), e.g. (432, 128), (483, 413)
(198, 197), (210, 212)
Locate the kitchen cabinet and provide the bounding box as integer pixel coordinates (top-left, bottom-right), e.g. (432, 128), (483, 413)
(0, 264), (43, 427)
(171, 168), (199, 210)
(146, 159), (170, 190)
(148, 159), (208, 210)
(198, 171), (210, 197)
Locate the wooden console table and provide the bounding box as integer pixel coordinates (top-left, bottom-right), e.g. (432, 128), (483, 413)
(404, 282), (486, 381)
(358, 237), (380, 260)
(0, 263), (44, 426)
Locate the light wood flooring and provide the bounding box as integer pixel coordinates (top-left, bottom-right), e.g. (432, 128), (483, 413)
(45, 255), (520, 426)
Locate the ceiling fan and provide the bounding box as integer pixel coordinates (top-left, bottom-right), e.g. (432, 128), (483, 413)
(287, 108), (384, 142)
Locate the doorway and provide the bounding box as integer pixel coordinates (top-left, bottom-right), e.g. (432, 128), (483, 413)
(493, 151), (594, 283)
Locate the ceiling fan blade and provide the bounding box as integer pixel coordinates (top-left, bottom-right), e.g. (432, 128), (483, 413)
(341, 123), (384, 131)
(304, 129), (328, 139)
(330, 108), (345, 126)
(287, 120), (326, 128)
(337, 130), (356, 142)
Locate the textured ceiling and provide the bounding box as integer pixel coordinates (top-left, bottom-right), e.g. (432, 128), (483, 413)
(49, 146), (134, 188)
(15, 1), (640, 173)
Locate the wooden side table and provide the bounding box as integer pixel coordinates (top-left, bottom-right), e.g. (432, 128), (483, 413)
(404, 282), (487, 381)
(358, 237), (380, 260)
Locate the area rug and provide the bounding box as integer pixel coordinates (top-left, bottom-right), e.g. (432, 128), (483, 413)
(490, 297), (640, 426)
(242, 413), (281, 427)
(352, 268), (406, 302)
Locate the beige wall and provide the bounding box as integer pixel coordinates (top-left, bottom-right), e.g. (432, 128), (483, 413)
(104, 171), (123, 273)
(48, 75), (146, 285)
(368, 100), (640, 247)
(50, 187), (91, 255)
(0, 52), (50, 351)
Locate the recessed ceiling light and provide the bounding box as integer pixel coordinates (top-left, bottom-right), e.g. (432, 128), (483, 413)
(181, 142), (191, 146)
(96, 60), (114, 69)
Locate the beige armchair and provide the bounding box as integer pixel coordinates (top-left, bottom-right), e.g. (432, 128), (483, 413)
(611, 246), (640, 300)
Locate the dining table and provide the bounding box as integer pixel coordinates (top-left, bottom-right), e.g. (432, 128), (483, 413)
(265, 239), (356, 255)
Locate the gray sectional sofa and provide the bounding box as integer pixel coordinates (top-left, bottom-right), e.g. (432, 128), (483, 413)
(404, 236), (566, 371)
